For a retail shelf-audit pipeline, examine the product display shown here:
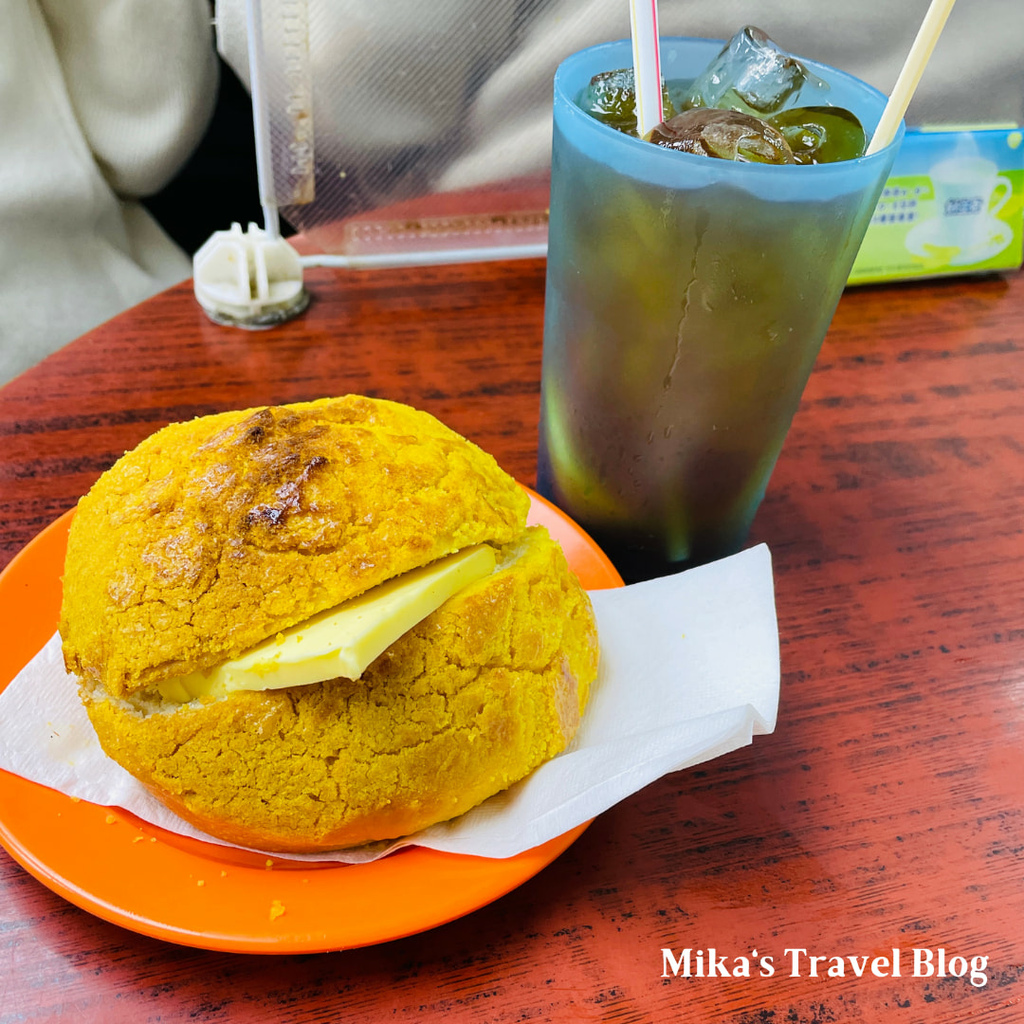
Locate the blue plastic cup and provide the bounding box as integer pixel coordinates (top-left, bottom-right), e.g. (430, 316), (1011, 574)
(537, 38), (903, 581)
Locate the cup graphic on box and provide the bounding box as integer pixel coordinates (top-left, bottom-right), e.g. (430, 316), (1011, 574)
(907, 154), (1013, 265)
(933, 156), (1011, 244)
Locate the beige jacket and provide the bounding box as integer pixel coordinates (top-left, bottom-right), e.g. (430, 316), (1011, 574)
(0, 0), (218, 384)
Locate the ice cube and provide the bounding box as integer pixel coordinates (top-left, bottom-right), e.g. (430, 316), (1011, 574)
(769, 106), (866, 164)
(578, 68), (677, 135)
(685, 26), (828, 117)
(648, 108), (796, 164)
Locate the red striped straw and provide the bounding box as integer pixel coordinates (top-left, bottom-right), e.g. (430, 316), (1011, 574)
(629, 0), (664, 139)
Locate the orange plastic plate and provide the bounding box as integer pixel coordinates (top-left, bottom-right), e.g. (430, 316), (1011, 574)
(0, 490), (623, 953)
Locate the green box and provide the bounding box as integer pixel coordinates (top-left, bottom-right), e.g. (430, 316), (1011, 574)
(849, 126), (1024, 284)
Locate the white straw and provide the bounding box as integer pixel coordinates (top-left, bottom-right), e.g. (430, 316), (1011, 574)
(300, 243), (548, 271)
(245, 0), (280, 239)
(629, 0), (664, 139)
(866, 0), (958, 154)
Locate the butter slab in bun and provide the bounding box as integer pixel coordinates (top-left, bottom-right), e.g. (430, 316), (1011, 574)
(60, 396), (600, 851)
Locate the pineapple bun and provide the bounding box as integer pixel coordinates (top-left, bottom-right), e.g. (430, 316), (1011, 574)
(60, 396), (600, 851)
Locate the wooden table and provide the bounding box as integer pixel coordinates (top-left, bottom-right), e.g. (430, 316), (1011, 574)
(1, 260), (1022, 1023)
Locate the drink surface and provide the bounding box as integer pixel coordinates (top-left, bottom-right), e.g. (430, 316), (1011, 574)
(576, 28), (867, 165)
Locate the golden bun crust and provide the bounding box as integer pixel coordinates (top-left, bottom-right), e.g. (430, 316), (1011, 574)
(61, 396), (530, 698)
(83, 527), (599, 852)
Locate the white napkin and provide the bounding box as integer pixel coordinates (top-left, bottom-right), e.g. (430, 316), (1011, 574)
(0, 544), (779, 863)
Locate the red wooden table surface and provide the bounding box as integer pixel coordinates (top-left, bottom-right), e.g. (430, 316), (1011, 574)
(1, 259), (1022, 1023)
